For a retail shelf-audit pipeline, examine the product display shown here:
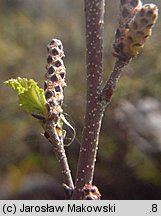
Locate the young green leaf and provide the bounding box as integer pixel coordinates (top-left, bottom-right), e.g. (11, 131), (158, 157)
(4, 77), (47, 117)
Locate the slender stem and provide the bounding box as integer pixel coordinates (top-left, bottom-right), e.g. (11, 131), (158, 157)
(72, 0), (105, 199)
(45, 119), (74, 192)
(101, 59), (128, 104)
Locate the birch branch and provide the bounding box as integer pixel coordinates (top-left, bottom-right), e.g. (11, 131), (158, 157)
(44, 39), (74, 198)
(72, 0), (105, 199)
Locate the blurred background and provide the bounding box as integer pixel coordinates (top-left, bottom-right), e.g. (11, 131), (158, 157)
(0, 0), (161, 199)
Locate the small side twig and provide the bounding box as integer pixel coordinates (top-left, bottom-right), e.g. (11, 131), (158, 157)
(45, 119), (74, 190)
(101, 59), (128, 104)
(43, 39), (74, 198)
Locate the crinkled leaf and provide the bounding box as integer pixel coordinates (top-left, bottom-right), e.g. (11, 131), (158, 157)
(4, 77), (47, 117)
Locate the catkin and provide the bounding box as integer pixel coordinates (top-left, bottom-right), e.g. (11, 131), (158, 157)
(113, 1), (158, 61)
(44, 39), (67, 141)
(44, 39), (66, 121)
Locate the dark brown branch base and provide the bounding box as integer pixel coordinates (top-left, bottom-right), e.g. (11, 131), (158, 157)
(101, 60), (128, 105)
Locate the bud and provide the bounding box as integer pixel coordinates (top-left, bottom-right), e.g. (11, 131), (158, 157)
(81, 184), (101, 200)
